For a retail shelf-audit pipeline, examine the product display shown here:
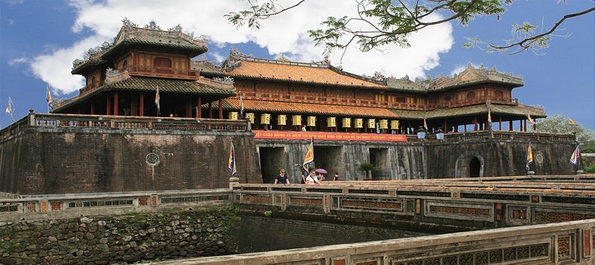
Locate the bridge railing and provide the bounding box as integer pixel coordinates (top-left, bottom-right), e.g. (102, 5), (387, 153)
(155, 218), (595, 265)
(0, 189), (232, 221)
(233, 178), (595, 229)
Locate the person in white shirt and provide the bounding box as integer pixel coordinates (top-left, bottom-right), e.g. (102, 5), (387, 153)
(305, 169), (319, 185)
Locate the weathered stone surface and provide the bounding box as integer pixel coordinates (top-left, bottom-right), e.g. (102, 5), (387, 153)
(0, 127), (261, 194)
(0, 208), (238, 264)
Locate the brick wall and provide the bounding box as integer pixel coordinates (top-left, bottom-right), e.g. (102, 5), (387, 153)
(0, 208), (237, 264)
(0, 127), (262, 194)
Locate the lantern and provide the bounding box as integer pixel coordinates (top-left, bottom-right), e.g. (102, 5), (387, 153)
(354, 118), (363, 128)
(342, 117), (351, 128)
(390, 120), (399, 130)
(367, 119), (376, 129)
(307, 116), (316, 127)
(379, 119), (388, 129)
(228, 112), (238, 120)
(292, 115), (302, 126)
(277, 114), (287, 125)
(327, 117), (336, 127)
(260, 113), (271, 125)
(245, 113), (255, 124)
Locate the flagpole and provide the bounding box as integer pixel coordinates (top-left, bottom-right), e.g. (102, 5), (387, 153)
(46, 84), (52, 113)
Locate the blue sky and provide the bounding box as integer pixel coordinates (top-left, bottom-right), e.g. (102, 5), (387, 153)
(1, 0), (593, 129)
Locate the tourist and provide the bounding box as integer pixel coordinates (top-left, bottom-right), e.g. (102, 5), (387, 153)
(333, 172), (339, 181)
(274, 169), (290, 184)
(305, 170), (319, 185)
(317, 172), (325, 181)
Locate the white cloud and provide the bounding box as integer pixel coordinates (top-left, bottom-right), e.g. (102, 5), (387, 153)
(30, 0), (454, 94)
(8, 57), (27, 66)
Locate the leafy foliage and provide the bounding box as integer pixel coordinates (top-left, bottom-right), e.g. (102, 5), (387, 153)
(533, 114), (595, 144)
(227, 0), (594, 56)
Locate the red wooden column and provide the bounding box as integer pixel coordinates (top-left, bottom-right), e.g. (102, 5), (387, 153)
(139, 93), (145, 117)
(113, 92), (119, 116)
(208, 102), (213, 118)
(218, 99), (223, 119)
(185, 97), (192, 118)
(130, 97), (138, 116)
(90, 104), (94, 115)
(106, 97), (111, 115)
(197, 97), (202, 118)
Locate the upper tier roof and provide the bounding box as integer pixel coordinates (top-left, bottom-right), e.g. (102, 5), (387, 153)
(386, 64), (524, 93)
(222, 48), (387, 89)
(72, 19), (208, 74)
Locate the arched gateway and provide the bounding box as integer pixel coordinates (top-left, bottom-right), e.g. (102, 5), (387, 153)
(455, 152), (484, 178)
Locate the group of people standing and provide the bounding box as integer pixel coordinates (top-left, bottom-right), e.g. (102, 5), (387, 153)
(274, 169), (339, 185)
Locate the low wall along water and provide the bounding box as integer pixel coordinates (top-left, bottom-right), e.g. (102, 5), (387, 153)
(0, 208), (238, 264)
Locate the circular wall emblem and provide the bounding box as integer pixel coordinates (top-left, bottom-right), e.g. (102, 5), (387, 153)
(146, 153), (160, 166)
(535, 153), (544, 164)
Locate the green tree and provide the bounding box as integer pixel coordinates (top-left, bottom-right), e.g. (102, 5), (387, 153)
(227, 0), (594, 56)
(533, 114), (595, 145)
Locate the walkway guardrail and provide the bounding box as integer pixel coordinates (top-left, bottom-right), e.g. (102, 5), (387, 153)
(0, 189), (232, 221)
(233, 175), (595, 230)
(155, 218), (595, 264)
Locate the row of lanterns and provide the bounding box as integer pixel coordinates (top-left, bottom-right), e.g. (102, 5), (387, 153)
(228, 112), (399, 129)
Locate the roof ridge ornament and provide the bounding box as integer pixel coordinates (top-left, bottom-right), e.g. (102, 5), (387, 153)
(146, 20), (159, 30)
(122, 17), (138, 32)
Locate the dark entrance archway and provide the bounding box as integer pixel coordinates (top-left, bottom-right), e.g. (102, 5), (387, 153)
(259, 147), (285, 183)
(469, 157), (481, 177)
(455, 152), (484, 178)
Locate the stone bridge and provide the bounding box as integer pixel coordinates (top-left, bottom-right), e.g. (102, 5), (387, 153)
(2, 175), (595, 264)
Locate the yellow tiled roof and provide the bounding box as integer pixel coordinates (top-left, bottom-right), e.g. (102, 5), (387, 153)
(226, 61), (387, 89)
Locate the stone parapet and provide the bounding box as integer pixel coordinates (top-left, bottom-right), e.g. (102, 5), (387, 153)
(154, 218), (595, 265)
(0, 189), (231, 222)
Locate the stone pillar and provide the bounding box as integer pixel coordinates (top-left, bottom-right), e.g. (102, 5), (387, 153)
(229, 176), (239, 190)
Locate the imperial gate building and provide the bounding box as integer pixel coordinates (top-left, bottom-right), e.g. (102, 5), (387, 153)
(0, 20), (578, 195)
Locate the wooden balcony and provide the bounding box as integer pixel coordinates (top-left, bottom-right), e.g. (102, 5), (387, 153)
(125, 65), (200, 80)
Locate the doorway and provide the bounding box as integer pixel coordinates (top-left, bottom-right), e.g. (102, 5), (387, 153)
(259, 147), (286, 183)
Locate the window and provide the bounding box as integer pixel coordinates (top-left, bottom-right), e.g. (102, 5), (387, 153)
(154, 57), (172, 73)
(466, 92), (475, 100)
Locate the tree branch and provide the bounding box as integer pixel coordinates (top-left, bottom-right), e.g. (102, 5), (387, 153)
(489, 6), (595, 52)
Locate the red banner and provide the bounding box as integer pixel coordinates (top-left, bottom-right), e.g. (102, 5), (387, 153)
(253, 130), (407, 142)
